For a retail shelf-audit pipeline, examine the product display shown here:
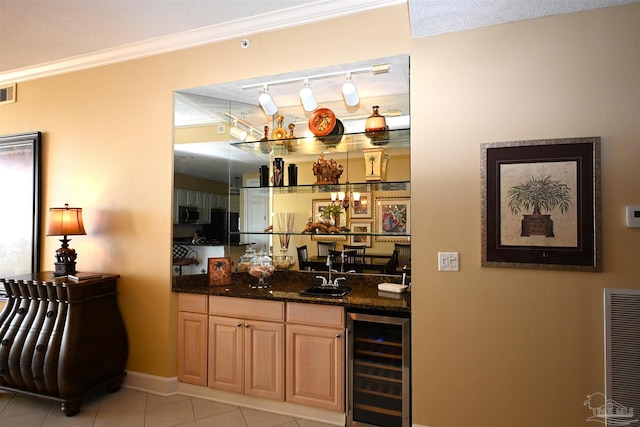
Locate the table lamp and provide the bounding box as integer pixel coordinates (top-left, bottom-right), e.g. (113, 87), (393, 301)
(46, 203), (86, 276)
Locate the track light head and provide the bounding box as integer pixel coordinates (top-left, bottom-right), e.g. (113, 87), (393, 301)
(258, 86), (278, 116)
(299, 80), (318, 112)
(342, 73), (360, 107)
(230, 121), (248, 140)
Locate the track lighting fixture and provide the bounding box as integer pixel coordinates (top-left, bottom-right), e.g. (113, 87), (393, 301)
(341, 73), (360, 107)
(224, 113), (261, 142)
(243, 63), (389, 114)
(258, 86), (278, 116)
(230, 121), (248, 140)
(299, 79), (317, 112)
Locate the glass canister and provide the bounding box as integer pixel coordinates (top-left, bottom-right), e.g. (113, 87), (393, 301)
(273, 248), (295, 270)
(248, 250), (274, 288)
(238, 245), (256, 272)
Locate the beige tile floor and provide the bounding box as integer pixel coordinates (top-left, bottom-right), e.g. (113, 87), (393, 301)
(0, 388), (338, 427)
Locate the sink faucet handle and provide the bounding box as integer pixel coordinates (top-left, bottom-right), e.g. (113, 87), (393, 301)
(334, 277), (346, 286)
(315, 275), (328, 286)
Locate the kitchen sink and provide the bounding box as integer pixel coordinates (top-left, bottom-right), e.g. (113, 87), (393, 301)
(299, 285), (352, 297)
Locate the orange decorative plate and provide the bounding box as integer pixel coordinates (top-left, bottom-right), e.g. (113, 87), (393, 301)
(308, 108), (336, 136)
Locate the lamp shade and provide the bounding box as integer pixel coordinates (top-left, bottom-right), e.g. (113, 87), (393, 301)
(46, 204), (86, 236)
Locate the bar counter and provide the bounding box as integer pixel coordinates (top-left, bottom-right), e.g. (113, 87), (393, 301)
(172, 270), (410, 313)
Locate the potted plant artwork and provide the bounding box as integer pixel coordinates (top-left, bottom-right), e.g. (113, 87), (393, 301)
(507, 176), (572, 237)
(320, 203), (344, 228)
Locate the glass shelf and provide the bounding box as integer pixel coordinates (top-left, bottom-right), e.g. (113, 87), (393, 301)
(231, 128), (410, 160)
(237, 181), (410, 193)
(231, 231), (411, 238)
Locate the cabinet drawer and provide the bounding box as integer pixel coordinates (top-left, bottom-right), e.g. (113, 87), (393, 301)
(286, 303), (344, 328)
(209, 296), (284, 322)
(178, 293), (208, 313)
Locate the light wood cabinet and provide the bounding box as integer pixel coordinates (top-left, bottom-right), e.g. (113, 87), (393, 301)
(208, 296), (285, 401)
(207, 315), (243, 393)
(178, 295), (346, 412)
(286, 302), (345, 412)
(177, 294), (208, 386)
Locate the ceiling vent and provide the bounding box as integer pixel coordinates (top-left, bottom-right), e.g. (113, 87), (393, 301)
(0, 83), (16, 104)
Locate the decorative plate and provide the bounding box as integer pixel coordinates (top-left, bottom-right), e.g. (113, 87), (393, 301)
(308, 108), (336, 136)
(319, 118), (344, 146)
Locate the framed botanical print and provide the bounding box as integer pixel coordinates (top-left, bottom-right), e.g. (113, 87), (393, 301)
(481, 137), (601, 271)
(349, 221), (372, 247)
(350, 192), (372, 219)
(375, 197), (411, 242)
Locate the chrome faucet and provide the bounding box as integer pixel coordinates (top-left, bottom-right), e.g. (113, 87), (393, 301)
(315, 254), (345, 287)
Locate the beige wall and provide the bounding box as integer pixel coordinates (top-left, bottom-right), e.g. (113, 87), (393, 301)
(411, 3), (640, 426)
(0, 3), (639, 426)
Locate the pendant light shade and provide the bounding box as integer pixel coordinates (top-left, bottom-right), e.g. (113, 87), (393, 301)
(258, 86), (278, 116)
(299, 80), (317, 112)
(342, 74), (360, 107)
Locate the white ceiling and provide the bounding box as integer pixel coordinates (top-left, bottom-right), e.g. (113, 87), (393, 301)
(1, 0), (636, 80)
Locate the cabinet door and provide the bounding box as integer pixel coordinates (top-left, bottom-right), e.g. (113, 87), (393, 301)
(200, 193), (211, 224)
(244, 320), (284, 401)
(177, 311), (207, 386)
(176, 188), (190, 206)
(286, 324), (345, 411)
(208, 315), (243, 394)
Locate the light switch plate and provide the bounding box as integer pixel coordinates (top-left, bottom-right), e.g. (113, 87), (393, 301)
(438, 252), (459, 272)
(627, 205), (640, 227)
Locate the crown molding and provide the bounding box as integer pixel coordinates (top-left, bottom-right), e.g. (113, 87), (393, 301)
(0, 0), (404, 86)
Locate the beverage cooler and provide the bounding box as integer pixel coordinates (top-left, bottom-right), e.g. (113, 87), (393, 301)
(347, 310), (411, 427)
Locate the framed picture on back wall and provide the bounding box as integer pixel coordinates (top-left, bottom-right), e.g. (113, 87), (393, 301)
(375, 197), (411, 242)
(350, 221), (372, 247)
(350, 192), (372, 219)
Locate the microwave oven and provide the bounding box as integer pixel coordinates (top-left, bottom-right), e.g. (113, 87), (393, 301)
(178, 206), (200, 223)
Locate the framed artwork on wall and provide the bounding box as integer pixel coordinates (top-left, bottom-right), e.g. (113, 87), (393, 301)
(350, 192), (372, 219)
(0, 132), (41, 294)
(481, 137), (601, 271)
(375, 197), (411, 242)
(349, 221), (372, 247)
(310, 199), (347, 241)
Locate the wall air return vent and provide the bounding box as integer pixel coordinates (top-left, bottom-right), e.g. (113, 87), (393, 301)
(0, 83), (16, 104)
(604, 288), (640, 424)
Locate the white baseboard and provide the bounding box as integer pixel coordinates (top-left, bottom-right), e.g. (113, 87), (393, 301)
(122, 371), (344, 426)
(123, 370), (179, 396)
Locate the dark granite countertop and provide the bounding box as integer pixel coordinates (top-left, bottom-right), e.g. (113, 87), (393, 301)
(172, 270), (410, 313)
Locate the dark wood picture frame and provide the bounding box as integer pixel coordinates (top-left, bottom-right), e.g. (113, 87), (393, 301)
(481, 137), (601, 271)
(0, 132), (41, 293)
